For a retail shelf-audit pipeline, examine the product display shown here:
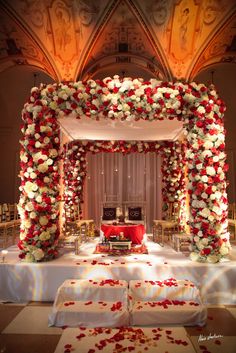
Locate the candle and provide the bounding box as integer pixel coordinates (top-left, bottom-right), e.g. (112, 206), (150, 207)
(1, 250), (8, 262)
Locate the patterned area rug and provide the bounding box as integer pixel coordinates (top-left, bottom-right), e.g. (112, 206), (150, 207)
(94, 243), (148, 255)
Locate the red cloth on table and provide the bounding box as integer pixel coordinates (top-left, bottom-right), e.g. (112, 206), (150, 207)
(101, 224), (145, 244)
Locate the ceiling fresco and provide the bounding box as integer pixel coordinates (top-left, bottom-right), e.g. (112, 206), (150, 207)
(0, 0), (235, 81)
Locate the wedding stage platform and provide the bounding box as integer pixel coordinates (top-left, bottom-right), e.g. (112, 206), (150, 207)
(1, 238), (236, 305)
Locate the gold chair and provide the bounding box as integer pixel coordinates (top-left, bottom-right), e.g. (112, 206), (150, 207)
(0, 223), (8, 249)
(153, 202), (180, 246)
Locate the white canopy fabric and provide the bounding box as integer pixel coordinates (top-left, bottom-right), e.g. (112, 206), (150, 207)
(59, 115), (183, 141)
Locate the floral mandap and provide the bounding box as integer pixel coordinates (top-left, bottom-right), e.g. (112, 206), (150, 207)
(18, 75), (230, 263)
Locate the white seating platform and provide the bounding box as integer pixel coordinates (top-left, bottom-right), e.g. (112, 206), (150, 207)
(48, 279), (129, 327)
(49, 278), (206, 327)
(129, 279), (207, 326)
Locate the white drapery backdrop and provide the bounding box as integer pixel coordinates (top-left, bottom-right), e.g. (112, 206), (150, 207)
(83, 152), (162, 233)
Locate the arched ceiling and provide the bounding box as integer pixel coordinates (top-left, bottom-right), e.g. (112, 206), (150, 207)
(0, 0), (235, 82)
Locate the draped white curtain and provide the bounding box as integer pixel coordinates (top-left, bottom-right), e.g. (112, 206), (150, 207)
(83, 152), (162, 233)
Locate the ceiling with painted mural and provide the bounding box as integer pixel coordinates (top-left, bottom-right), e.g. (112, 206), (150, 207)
(0, 0), (235, 82)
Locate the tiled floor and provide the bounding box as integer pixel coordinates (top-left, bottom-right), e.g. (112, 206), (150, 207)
(0, 302), (236, 353)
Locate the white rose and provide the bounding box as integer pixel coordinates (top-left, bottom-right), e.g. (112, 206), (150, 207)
(39, 231), (51, 241)
(201, 175), (208, 183)
(30, 172), (37, 179)
(196, 163), (203, 170)
(20, 232), (26, 240)
(203, 141), (213, 149)
(43, 177), (50, 183)
(206, 255), (219, 263)
(24, 181), (34, 193)
(30, 212), (37, 219)
(206, 166), (216, 176)
(32, 183), (38, 192)
(28, 191), (35, 199)
(44, 137), (50, 144)
(39, 216), (48, 226)
(46, 158), (53, 166)
(196, 242), (204, 250)
(190, 252), (200, 262)
(35, 141), (41, 148)
(24, 253), (35, 262)
(200, 208), (211, 218)
(219, 246), (229, 256)
(201, 192), (208, 199)
(24, 219), (32, 229)
(212, 206), (222, 216)
(208, 215), (215, 222)
(25, 202), (34, 211)
(38, 163), (49, 173)
(201, 238), (209, 246)
(32, 248), (45, 261)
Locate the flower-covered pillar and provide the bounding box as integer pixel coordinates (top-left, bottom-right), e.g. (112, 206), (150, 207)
(161, 140), (187, 229)
(185, 84), (230, 263)
(18, 86), (61, 262)
(63, 142), (87, 222)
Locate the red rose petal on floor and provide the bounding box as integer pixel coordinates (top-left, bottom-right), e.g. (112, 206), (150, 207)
(215, 340), (221, 345)
(166, 330), (172, 334)
(64, 344), (72, 348)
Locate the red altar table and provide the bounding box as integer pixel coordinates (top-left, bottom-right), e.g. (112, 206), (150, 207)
(101, 224), (145, 244)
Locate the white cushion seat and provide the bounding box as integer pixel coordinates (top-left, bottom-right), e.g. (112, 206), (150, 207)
(48, 279), (129, 327)
(129, 278), (207, 327)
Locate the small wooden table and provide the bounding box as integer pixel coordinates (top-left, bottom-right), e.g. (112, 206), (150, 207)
(109, 241), (132, 251)
(172, 233), (192, 252)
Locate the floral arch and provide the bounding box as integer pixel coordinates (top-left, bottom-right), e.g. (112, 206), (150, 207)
(18, 76), (230, 263)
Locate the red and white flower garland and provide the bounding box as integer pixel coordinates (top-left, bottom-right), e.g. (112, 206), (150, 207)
(18, 76), (229, 262)
(63, 140), (187, 229)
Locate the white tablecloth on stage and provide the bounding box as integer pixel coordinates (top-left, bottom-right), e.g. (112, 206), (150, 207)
(1, 244), (236, 304)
